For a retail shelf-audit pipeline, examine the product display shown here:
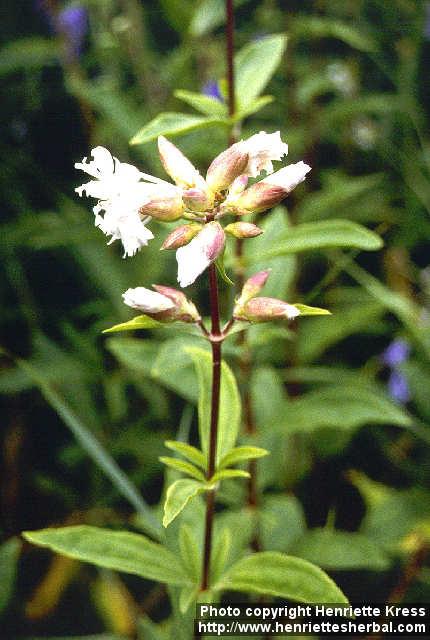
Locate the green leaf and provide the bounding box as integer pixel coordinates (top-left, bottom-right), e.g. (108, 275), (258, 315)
(217, 551), (348, 603)
(130, 112), (226, 145)
(233, 95), (275, 122)
(174, 90), (227, 117)
(346, 262), (430, 359)
(0, 37), (59, 75)
(235, 34), (288, 108)
(242, 207), (297, 299)
(0, 538), (21, 616)
(292, 529), (390, 571)
(165, 441), (206, 470)
(219, 446), (269, 469)
(279, 385), (412, 434)
(163, 479), (207, 527)
(186, 347), (241, 464)
(107, 338), (200, 403)
(248, 220), (383, 262)
(4, 350), (161, 540)
(178, 584), (200, 614)
(179, 524), (201, 582)
(260, 496), (306, 553)
(210, 469), (250, 483)
(297, 300), (384, 362)
(294, 304), (331, 316)
(23, 526), (189, 586)
(293, 16), (375, 52)
(189, 0), (249, 36)
(215, 255), (234, 286)
(211, 527), (231, 584)
(103, 315), (164, 334)
(160, 457), (206, 482)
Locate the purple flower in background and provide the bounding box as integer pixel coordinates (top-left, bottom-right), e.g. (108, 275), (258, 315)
(388, 370), (410, 404)
(382, 338), (410, 368)
(202, 81), (223, 102)
(57, 5), (88, 61)
(425, 3), (430, 40)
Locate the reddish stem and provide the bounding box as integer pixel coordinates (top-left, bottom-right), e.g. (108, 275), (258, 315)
(200, 264), (222, 592)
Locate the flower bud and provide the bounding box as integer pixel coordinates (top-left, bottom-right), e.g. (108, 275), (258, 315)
(122, 287), (175, 314)
(228, 174), (248, 196)
(176, 221), (226, 287)
(122, 285), (200, 323)
(139, 184), (185, 221)
(235, 271), (271, 310)
(161, 223), (203, 250)
(182, 187), (214, 212)
(206, 144), (249, 192)
(224, 222), (263, 239)
(225, 161), (311, 214)
(234, 296), (300, 322)
(158, 135), (206, 190)
(152, 285), (201, 322)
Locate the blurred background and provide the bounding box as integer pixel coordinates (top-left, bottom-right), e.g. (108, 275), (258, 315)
(1, 0), (430, 638)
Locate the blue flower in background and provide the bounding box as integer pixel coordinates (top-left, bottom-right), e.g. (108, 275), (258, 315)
(57, 5), (88, 61)
(382, 338), (411, 404)
(425, 3), (430, 40)
(388, 370), (410, 404)
(382, 338), (410, 367)
(202, 80), (223, 102)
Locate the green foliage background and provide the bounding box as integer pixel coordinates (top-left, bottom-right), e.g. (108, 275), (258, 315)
(1, 0), (430, 637)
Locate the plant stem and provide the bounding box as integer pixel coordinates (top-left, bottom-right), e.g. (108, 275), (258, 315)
(200, 264), (222, 591)
(225, 0), (260, 533)
(226, 0), (236, 127)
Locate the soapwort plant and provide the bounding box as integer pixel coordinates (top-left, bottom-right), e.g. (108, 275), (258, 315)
(23, 131), (350, 615)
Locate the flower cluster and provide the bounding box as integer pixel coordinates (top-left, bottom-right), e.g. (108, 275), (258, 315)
(75, 131), (310, 289)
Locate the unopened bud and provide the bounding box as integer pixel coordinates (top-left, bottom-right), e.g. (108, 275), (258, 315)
(224, 222), (263, 239)
(234, 270), (271, 313)
(152, 285), (201, 322)
(122, 285), (200, 323)
(122, 287), (175, 314)
(161, 223), (203, 250)
(158, 136), (206, 190)
(225, 162), (311, 214)
(139, 185), (185, 221)
(234, 296), (300, 323)
(182, 187), (214, 212)
(229, 174), (248, 196)
(206, 143), (249, 192)
(177, 221), (225, 288)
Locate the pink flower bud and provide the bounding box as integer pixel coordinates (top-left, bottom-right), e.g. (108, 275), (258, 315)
(139, 184), (185, 221)
(224, 161), (311, 214)
(234, 270), (271, 315)
(206, 143), (249, 192)
(152, 285), (201, 322)
(224, 222), (263, 239)
(161, 223), (203, 250)
(182, 188), (214, 212)
(234, 296), (300, 322)
(158, 136), (206, 190)
(176, 221), (225, 287)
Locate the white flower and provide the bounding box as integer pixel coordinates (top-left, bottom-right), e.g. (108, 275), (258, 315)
(263, 161), (311, 190)
(75, 146), (166, 257)
(122, 287), (175, 313)
(241, 131), (289, 178)
(176, 221), (225, 288)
